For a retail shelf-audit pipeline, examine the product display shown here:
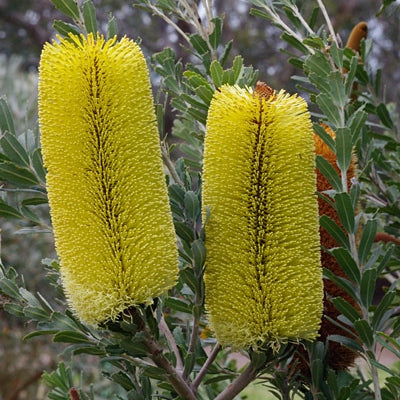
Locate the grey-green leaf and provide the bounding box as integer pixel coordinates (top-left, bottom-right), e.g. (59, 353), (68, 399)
(0, 97), (15, 135)
(50, 0), (80, 20)
(334, 192), (355, 233)
(82, 0), (97, 35)
(0, 131), (30, 168)
(358, 219), (377, 265)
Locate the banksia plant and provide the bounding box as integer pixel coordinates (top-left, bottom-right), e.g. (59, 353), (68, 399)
(202, 82), (323, 350)
(38, 34), (178, 325)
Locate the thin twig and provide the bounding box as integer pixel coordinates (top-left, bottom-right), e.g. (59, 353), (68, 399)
(316, 0), (338, 46)
(193, 343), (222, 388)
(161, 144), (184, 186)
(158, 314), (184, 374)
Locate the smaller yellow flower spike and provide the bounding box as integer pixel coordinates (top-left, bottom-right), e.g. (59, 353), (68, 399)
(39, 34), (178, 325)
(202, 82), (323, 350)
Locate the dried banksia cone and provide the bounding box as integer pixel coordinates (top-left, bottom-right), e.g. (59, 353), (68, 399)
(315, 124), (359, 370)
(345, 22), (368, 53)
(38, 34), (178, 325)
(202, 82), (323, 350)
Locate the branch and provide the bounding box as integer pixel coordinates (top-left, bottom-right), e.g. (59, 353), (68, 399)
(144, 333), (197, 400)
(193, 343), (222, 389)
(214, 361), (258, 400)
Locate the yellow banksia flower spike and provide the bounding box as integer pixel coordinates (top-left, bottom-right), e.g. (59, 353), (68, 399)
(202, 82), (323, 350)
(38, 33), (178, 325)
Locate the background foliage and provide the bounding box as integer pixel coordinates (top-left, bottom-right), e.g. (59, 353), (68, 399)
(0, 0), (400, 399)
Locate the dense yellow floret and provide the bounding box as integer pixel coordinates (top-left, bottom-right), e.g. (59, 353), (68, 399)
(39, 34), (178, 325)
(202, 84), (323, 350)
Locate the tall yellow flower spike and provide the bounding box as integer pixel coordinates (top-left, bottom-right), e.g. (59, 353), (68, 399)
(38, 34), (178, 325)
(202, 82), (323, 350)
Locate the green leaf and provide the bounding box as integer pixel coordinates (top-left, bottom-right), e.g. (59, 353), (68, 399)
(0, 161), (39, 186)
(334, 192), (355, 233)
(0, 198), (23, 219)
(107, 13), (117, 39)
(82, 0), (97, 35)
(210, 60), (224, 87)
(372, 290), (396, 331)
(191, 239), (206, 270)
(331, 297), (360, 323)
(0, 97), (15, 135)
(329, 71), (346, 108)
(344, 56), (358, 97)
(358, 219), (377, 265)
(281, 32), (308, 53)
(232, 55), (244, 82)
(209, 17), (222, 49)
(360, 268), (377, 309)
(316, 93), (342, 127)
(53, 20), (81, 37)
(354, 319), (373, 347)
(350, 181), (360, 211)
(331, 247), (360, 283)
(24, 306), (51, 321)
(189, 34), (209, 55)
(0, 276), (23, 300)
(184, 190), (200, 222)
(164, 297), (192, 314)
(32, 148), (46, 182)
(50, 0), (80, 20)
(320, 215), (349, 250)
(329, 42), (343, 70)
(184, 352), (196, 377)
(305, 51), (331, 78)
(314, 123), (335, 153)
(335, 127), (352, 173)
(376, 103), (393, 129)
(4, 303), (25, 317)
(316, 155), (342, 192)
(323, 268), (357, 301)
(53, 330), (91, 343)
(328, 334), (363, 352)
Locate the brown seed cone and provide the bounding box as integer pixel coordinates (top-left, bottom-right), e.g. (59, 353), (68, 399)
(294, 125), (360, 373)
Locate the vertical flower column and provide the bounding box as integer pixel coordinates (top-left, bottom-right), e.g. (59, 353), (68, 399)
(202, 82), (323, 350)
(39, 34), (178, 325)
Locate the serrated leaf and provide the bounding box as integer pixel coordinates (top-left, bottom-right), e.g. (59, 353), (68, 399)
(107, 13), (117, 39)
(334, 192), (355, 233)
(3, 303), (25, 317)
(164, 297), (192, 314)
(328, 334), (363, 352)
(350, 182), (360, 211)
(82, 0), (97, 35)
(335, 127), (352, 173)
(0, 131), (30, 168)
(314, 123), (336, 153)
(316, 93), (341, 127)
(232, 55), (244, 82)
(323, 268), (357, 301)
(360, 268), (377, 309)
(376, 103), (393, 129)
(329, 42), (343, 70)
(209, 17), (222, 49)
(344, 55), (358, 97)
(331, 247), (360, 283)
(53, 330), (91, 343)
(210, 60), (224, 87)
(53, 20), (81, 37)
(331, 297), (360, 323)
(50, 0), (80, 20)
(0, 277), (23, 300)
(0, 97), (15, 135)
(358, 219), (377, 265)
(316, 155), (342, 192)
(305, 51), (331, 78)
(330, 71), (347, 107)
(372, 290), (396, 331)
(191, 239), (206, 270)
(281, 32), (308, 53)
(354, 319), (373, 347)
(320, 215), (349, 250)
(189, 34), (209, 55)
